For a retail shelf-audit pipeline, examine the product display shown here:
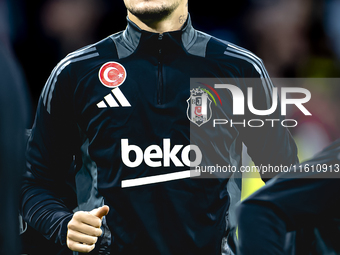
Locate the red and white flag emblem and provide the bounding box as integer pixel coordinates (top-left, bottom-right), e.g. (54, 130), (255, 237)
(99, 62), (127, 88)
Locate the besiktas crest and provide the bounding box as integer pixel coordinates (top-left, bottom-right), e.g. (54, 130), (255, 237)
(187, 88), (212, 127)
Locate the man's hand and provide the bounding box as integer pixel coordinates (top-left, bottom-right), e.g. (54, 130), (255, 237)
(67, 205), (109, 253)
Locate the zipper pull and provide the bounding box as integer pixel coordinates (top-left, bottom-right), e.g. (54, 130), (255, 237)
(158, 34), (163, 54)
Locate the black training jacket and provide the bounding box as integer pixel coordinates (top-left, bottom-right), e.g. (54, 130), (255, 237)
(21, 16), (298, 255)
(237, 139), (340, 255)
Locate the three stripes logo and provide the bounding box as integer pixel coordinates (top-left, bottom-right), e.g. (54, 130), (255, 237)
(97, 88), (131, 108)
(97, 61), (131, 108)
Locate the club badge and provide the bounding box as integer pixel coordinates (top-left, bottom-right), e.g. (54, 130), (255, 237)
(187, 88), (212, 127)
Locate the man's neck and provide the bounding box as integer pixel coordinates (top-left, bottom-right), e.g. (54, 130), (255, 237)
(127, 3), (188, 33)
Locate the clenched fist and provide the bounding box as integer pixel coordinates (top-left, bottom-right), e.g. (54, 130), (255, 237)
(67, 205), (109, 253)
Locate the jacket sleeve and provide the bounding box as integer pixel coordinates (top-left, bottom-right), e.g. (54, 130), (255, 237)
(239, 59), (299, 179)
(20, 63), (79, 245)
(236, 139), (340, 255)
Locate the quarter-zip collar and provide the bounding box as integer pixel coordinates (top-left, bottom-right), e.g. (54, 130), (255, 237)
(120, 14), (197, 56)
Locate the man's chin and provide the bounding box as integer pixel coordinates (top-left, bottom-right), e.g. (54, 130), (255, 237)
(127, 2), (179, 22)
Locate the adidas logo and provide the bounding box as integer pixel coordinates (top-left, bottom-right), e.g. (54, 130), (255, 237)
(97, 88), (131, 108)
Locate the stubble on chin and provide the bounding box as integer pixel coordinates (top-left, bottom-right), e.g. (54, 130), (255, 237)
(127, 1), (180, 22)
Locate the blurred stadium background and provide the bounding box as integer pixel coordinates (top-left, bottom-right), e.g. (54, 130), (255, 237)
(1, 0), (340, 254)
